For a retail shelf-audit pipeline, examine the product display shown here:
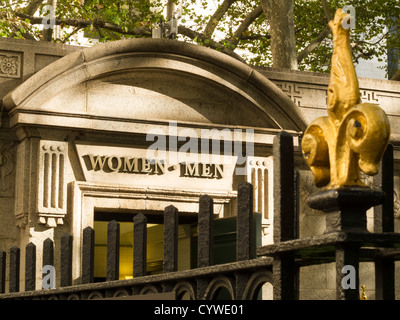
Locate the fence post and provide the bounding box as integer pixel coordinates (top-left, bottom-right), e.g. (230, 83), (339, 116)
(374, 144), (395, 300)
(82, 227), (95, 284)
(164, 205), (178, 273)
(196, 195), (214, 300)
(307, 152), (385, 300)
(133, 213), (147, 277)
(43, 238), (54, 268)
(0, 250), (5, 293)
(9, 246), (20, 293)
(42, 238), (55, 290)
(374, 144), (394, 233)
(335, 244), (360, 300)
(61, 234), (73, 287)
(106, 220), (120, 281)
(25, 242), (36, 291)
(237, 182), (254, 261)
(236, 182), (255, 300)
(272, 131), (297, 300)
(198, 195), (214, 268)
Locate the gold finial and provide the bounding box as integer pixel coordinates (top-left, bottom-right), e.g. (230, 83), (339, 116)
(301, 9), (390, 189)
(360, 285), (367, 300)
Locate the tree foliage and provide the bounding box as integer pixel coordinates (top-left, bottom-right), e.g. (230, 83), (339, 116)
(0, 0), (399, 75)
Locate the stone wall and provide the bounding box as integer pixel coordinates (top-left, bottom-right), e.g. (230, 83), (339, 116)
(0, 38), (83, 245)
(2, 37), (399, 135)
(256, 66), (400, 139)
(0, 38), (84, 279)
(0, 38), (83, 103)
(2, 38), (400, 131)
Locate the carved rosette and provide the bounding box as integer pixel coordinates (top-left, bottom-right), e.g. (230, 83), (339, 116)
(37, 141), (68, 227)
(0, 52), (21, 78)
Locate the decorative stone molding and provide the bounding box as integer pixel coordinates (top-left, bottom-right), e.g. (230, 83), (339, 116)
(246, 156), (272, 238)
(16, 215), (28, 228)
(2, 39), (308, 133)
(360, 89), (379, 103)
(246, 157), (269, 218)
(0, 52), (21, 78)
(273, 81), (382, 109)
(394, 189), (400, 219)
(14, 137), (39, 228)
(0, 141), (16, 197)
(37, 140), (68, 227)
(274, 81), (303, 107)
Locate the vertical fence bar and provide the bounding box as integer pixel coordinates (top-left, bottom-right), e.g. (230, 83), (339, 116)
(197, 195), (213, 300)
(236, 182), (254, 261)
(42, 238), (55, 290)
(336, 244), (360, 300)
(374, 143), (394, 233)
(82, 227), (95, 284)
(25, 242), (36, 291)
(375, 253), (395, 300)
(9, 246), (20, 293)
(60, 234), (73, 287)
(164, 205), (178, 273)
(133, 213), (147, 277)
(272, 131), (297, 300)
(236, 182), (255, 299)
(374, 144), (395, 300)
(106, 220), (120, 281)
(198, 195), (214, 268)
(273, 131), (295, 242)
(43, 238), (54, 268)
(0, 250), (5, 293)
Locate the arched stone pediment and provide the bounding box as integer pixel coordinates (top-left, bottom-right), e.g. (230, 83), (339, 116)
(3, 39), (307, 133)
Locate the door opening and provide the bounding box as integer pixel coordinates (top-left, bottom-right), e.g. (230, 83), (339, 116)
(93, 211), (197, 282)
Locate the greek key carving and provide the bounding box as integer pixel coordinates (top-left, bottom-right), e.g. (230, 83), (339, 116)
(274, 81), (303, 106)
(360, 90), (379, 103)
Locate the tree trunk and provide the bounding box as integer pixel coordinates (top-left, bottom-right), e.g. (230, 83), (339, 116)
(260, 0), (298, 70)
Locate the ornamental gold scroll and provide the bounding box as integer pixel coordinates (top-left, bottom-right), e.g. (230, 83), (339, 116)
(301, 9), (390, 189)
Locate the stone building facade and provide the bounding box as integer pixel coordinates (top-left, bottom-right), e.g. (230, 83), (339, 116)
(0, 37), (400, 299)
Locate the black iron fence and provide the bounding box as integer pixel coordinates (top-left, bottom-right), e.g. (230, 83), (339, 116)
(0, 168), (272, 300)
(0, 131), (399, 300)
(0, 184), (272, 300)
